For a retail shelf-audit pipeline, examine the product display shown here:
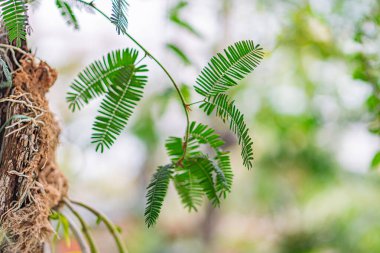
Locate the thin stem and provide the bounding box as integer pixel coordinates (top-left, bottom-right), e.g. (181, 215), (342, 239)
(70, 199), (128, 253)
(187, 100), (205, 107)
(61, 212), (90, 253)
(63, 199), (99, 253)
(75, 0), (191, 160)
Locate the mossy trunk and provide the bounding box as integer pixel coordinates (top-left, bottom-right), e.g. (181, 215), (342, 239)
(0, 27), (68, 253)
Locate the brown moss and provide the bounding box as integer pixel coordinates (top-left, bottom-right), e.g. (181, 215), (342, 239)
(0, 57), (68, 252)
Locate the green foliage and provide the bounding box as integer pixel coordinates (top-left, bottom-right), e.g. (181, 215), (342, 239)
(145, 164), (173, 227)
(195, 40), (263, 97)
(183, 156), (220, 206)
(189, 121), (225, 149)
(351, 6), (380, 167)
(168, 0), (201, 37)
(0, 0), (28, 47)
(56, 0), (79, 29)
(0, 59), (12, 88)
(66, 41), (262, 226)
(371, 152), (380, 170)
(173, 161), (204, 211)
(166, 43), (192, 65)
(145, 122), (231, 222)
(67, 48), (148, 152)
(165, 136), (201, 162)
(215, 151), (232, 197)
(91, 63), (148, 152)
(50, 211), (71, 247)
(67, 49), (141, 111)
(201, 94), (254, 169)
(111, 0), (129, 34)
(3, 0), (264, 229)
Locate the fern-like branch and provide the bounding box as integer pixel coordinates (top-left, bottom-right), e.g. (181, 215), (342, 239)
(67, 48), (140, 111)
(111, 0), (129, 34)
(0, 0), (28, 47)
(56, 0), (79, 29)
(185, 156), (220, 206)
(215, 151), (232, 197)
(189, 121), (224, 149)
(145, 164), (173, 227)
(200, 94), (254, 169)
(173, 159), (204, 211)
(195, 40), (263, 97)
(91, 63), (148, 152)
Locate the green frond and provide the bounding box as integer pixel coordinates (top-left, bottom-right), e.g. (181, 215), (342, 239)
(67, 48), (139, 111)
(200, 94), (253, 169)
(173, 159), (204, 211)
(56, 0), (79, 29)
(91, 63), (148, 152)
(189, 121), (225, 149)
(145, 164), (173, 228)
(195, 40), (263, 97)
(111, 0), (129, 34)
(189, 122), (232, 196)
(0, 0), (28, 47)
(185, 156), (220, 207)
(166, 43), (192, 65)
(165, 136), (201, 163)
(168, 0), (201, 37)
(165, 136), (220, 210)
(215, 151), (233, 197)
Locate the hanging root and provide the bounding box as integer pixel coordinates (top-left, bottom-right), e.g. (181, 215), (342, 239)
(0, 57), (68, 252)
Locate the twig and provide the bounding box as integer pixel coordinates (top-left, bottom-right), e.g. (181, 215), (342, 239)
(61, 212), (90, 253)
(70, 199), (128, 253)
(63, 199), (99, 253)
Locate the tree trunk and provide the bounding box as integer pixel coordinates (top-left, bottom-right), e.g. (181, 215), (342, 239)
(0, 25), (68, 253)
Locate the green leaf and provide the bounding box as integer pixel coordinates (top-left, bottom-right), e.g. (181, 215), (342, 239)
(0, 0), (28, 47)
(67, 48), (140, 111)
(183, 156), (220, 207)
(200, 94), (254, 169)
(132, 110), (159, 150)
(166, 43), (192, 65)
(173, 159), (204, 211)
(145, 164), (173, 227)
(56, 0), (79, 29)
(168, 0), (201, 37)
(188, 121), (233, 197)
(91, 62), (148, 152)
(0, 59), (12, 88)
(111, 0), (129, 34)
(215, 151), (233, 197)
(59, 214), (71, 247)
(180, 84), (192, 103)
(195, 40), (263, 97)
(371, 151), (380, 169)
(189, 121), (225, 149)
(50, 211), (71, 247)
(165, 136), (201, 163)
(165, 136), (205, 211)
(167, 123), (233, 207)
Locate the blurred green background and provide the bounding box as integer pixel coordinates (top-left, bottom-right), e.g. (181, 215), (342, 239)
(29, 0), (380, 252)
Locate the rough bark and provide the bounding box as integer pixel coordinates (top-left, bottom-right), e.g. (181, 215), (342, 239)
(0, 28), (68, 252)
